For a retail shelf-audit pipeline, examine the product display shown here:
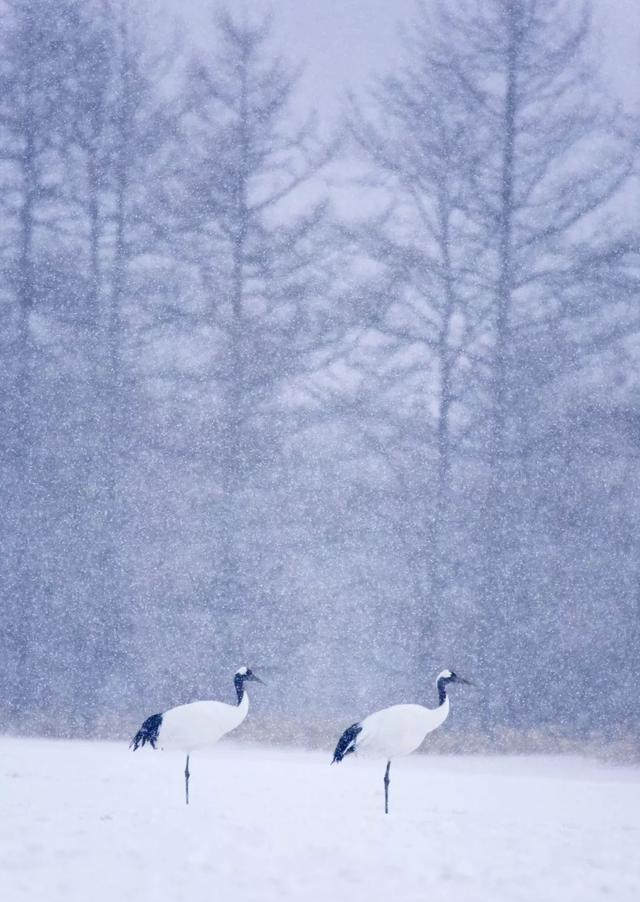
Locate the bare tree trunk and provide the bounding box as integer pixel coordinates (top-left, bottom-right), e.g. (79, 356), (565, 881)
(87, 152), (101, 319)
(218, 44), (250, 630)
(479, 8), (520, 717)
(432, 192), (457, 620)
(11, 50), (39, 719)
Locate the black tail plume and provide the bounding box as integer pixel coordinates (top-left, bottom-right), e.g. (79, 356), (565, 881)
(130, 712), (163, 751)
(332, 722), (362, 764)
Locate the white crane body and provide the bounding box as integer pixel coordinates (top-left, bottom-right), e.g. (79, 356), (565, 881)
(131, 666), (263, 804)
(355, 699), (450, 759)
(157, 696), (249, 752)
(332, 669), (471, 813)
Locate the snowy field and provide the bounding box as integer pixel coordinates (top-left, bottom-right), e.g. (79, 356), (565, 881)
(1, 736), (640, 902)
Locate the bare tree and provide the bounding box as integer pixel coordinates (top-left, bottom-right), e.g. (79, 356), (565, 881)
(0, 0), (81, 718)
(345, 0), (634, 716)
(149, 8), (335, 668)
(55, 0), (181, 723)
(345, 13), (494, 655)
(0, 0), (178, 725)
(432, 0), (632, 706)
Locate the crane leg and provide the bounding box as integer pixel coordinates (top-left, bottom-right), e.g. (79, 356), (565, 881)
(384, 760), (391, 814)
(185, 754), (190, 805)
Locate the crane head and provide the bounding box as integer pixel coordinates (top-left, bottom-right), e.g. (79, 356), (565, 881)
(437, 668), (473, 686)
(235, 666), (265, 685)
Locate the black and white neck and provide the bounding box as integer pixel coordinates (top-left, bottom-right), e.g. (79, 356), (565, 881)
(234, 669), (248, 705)
(436, 669), (454, 706)
(233, 665), (263, 706)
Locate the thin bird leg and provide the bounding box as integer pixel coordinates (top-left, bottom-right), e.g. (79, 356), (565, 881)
(384, 760), (391, 814)
(185, 754), (190, 806)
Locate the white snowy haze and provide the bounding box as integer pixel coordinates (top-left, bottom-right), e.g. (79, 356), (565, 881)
(162, 0), (640, 117)
(2, 2), (640, 900)
(1, 0), (640, 754)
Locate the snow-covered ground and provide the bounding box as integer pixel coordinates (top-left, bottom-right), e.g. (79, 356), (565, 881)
(1, 736), (639, 902)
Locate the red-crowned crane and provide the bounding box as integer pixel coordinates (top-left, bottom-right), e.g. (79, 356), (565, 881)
(131, 666), (264, 804)
(332, 669), (472, 813)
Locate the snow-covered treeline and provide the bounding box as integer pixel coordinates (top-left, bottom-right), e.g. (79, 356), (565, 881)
(0, 0), (638, 743)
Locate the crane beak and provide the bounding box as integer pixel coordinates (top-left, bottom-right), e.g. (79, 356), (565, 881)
(250, 673), (265, 685)
(457, 676), (473, 686)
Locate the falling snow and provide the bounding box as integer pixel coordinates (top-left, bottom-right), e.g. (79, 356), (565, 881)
(1, 0), (639, 898)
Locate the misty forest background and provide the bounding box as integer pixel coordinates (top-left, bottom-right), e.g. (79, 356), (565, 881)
(1, 0), (639, 749)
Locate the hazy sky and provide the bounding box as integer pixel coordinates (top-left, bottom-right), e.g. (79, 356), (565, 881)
(161, 0), (640, 121)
